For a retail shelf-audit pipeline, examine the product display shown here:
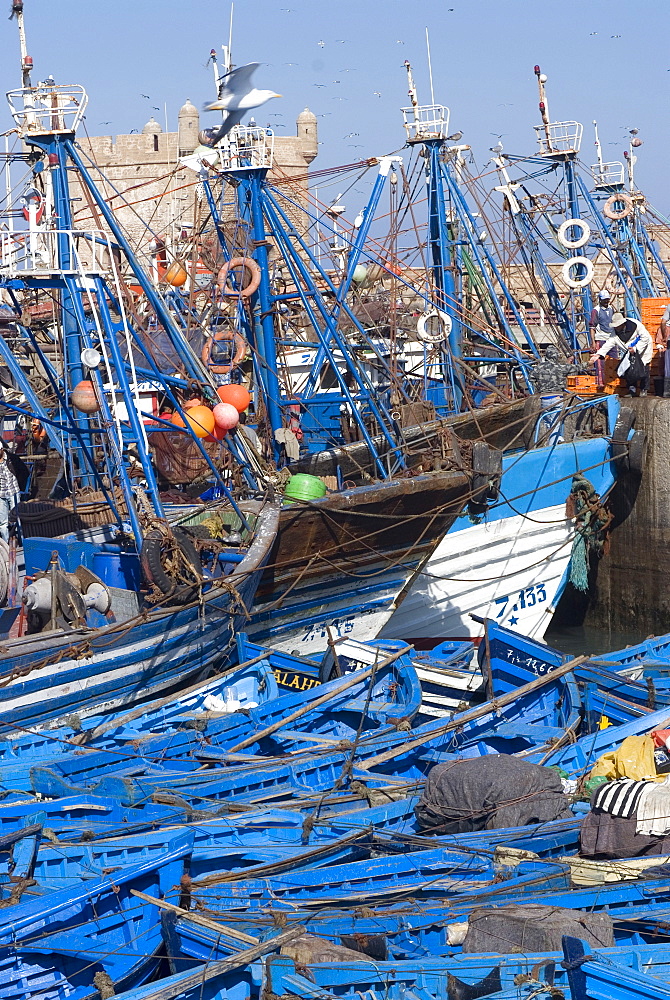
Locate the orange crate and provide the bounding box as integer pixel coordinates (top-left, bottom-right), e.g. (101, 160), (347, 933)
(640, 297), (670, 333)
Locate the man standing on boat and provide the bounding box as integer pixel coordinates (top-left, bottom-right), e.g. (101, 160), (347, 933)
(590, 313), (653, 398)
(589, 291), (614, 390)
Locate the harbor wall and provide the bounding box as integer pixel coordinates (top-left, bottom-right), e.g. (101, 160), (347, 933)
(585, 397), (670, 635)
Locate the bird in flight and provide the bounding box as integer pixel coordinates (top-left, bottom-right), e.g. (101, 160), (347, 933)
(313, 84), (327, 88)
(373, 90), (382, 97)
(140, 94), (150, 99)
(203, 63), (282, 144)
(99, 121), (113, 125)
(317, 39), (325, 47)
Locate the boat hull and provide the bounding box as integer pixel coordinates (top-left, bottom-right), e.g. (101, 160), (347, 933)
(247, 471), (470, 656)
(0, 501), (279, 728)
(380, 436), (617, 642)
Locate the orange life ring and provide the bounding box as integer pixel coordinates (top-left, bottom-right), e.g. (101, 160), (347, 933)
(603, 193), (633, 221)
(201, 329), (247, 374)
(216, 257), (262, 298)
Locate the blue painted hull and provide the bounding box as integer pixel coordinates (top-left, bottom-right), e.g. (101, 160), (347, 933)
(0, 502), (279, 730)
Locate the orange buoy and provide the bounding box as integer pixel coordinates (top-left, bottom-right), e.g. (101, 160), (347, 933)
(172, 405), (215, 439)
(205, 423), (227, 442)
(71, 380), (100, 414)
(164, 260), (188, 287)
(216, 384), (251, 413)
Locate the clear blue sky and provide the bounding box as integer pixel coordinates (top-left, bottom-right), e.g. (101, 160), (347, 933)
(1, 0), (669, 212)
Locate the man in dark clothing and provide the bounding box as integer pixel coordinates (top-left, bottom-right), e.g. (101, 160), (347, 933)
(529, 345), (577, 394)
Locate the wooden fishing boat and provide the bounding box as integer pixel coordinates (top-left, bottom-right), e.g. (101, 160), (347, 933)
(0, 836), (191, 1000)
(262, 943), (670, 998)
(0, 500), (280, 732)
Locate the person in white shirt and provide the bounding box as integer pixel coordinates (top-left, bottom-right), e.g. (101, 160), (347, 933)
(589, 313), (653, 397)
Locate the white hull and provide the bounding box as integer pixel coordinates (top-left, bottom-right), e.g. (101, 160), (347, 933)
(379, 503), (573, 642)
(257, 606), (396, 658)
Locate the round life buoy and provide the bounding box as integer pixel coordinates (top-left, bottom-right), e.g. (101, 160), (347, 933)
(216, 257), (262, 298)
(557, 218), (591, 249)
(562, 256), (594, 289)
(603, 193), (633, 220)
(201, 329), (247, 374)
(417, 309), (453, 344)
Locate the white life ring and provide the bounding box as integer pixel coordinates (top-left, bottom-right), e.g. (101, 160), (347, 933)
(562, 256), (594, 289)
(603, 193), (633, 220)
(417, 309), (453, 344)
(557, 218), (591, 249)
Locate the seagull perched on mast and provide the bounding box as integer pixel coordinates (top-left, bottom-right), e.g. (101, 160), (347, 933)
(203, 62), (281, 144)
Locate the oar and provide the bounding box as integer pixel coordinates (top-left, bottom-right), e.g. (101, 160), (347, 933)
(362, 654), (588, 769)
(225, 645), (412, 754)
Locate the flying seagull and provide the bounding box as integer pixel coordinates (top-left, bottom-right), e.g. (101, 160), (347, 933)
(203, 62), (281, 144)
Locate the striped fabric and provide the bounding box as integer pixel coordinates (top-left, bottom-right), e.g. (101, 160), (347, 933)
(592, 778), (656, 819)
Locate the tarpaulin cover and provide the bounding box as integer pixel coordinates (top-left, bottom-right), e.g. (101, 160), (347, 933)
(462, 903), (614, 954)
(590, 734), (660, 783)
(414, 755), (572, 834)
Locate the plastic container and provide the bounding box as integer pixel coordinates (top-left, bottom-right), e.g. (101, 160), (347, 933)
(284, 473), (327, 504)
(92, 550), (141, 591)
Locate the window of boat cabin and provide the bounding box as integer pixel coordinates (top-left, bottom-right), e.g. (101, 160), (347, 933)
(319, 362), (340, 389)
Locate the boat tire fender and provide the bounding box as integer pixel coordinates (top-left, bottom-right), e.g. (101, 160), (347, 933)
(611, 405), (635, 467)
(141, 528), (203, 604)
(216, 257), (262, 298)
(201, 330), (247, 374)
(557, 218), (591, 249)
(603, 194), (633, 220)
(562, 256), (594, 289)
(417, 309), (452, 344)
(627, 429), (647, 475)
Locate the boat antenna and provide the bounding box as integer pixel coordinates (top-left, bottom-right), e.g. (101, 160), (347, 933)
(593, 119), (604, 176)
(220, 2), (234, 76)
(534, 64), (552, 149)
(10, 1), (32, 88)
(404, 60), (419, 122)
(425, 27), (435, 105)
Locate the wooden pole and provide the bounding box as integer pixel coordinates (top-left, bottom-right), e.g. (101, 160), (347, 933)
(362, 654), (588, 769)
(225, 645), (412, 754)
(131, 889), (258, 944)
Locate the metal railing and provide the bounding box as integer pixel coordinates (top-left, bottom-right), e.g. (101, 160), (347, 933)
(590, 161), (625, 187)
(534, 121), (583, 156)
(6, 84), (88, 136)
(402, 104), (450, 141)
(0, 228), (113, 277)
(217, 125), (275, 171)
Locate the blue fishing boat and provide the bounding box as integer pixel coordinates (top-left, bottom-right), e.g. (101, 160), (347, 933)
(0, 833), (191, 1000)
(262, 942), (670, 998)
(0, 8), (282, 734)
